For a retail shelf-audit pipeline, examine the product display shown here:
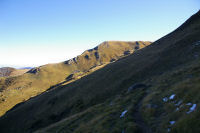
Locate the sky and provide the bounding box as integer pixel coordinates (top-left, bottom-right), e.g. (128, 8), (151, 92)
(0, 0), (199, 68)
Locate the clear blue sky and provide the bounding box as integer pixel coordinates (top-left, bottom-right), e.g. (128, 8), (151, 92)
(0, 0), (199, 67)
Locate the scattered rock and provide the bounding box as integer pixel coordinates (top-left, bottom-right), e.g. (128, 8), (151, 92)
(94, 52), (99, 59)
(88, 49), (93, 52)
(84, 55), (89, 60)
(124, 50), (130, 55)
(94, 46), (98, 50)
(170, 121), (175, 125)
(194, 41), (200, 46)
(64, 59), (73, 65)
(163, 97), (168, 102)
(187, 104), (196, 114)
(73, 57), (78, 63)
(175, 100), (182, 106)
(169, 94), (176, 100)
(27, 68), (39, 74)
(0, 98), (5, 102)
(163, 94), (176, 103)
(110, 58), (116, 62)
(179, 104), (184, 108)
(186, 103), (192, 106)
(135, 46), (140, 50)
(175, 107), (179, 111)
(120, 110), (128, 118)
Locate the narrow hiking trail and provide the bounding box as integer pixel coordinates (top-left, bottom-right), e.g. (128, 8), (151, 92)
(35, 89), (153, 133)
(133, 92), (153, 133)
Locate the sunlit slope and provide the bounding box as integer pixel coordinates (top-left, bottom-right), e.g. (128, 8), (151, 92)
(0, 10), (199, 133)
(0, 41), (151, 116)
(71, 41), (150, 71)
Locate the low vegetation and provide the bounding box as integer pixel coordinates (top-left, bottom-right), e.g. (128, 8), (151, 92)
(0, 10), (199, 133)
(0, 41), (151, 116)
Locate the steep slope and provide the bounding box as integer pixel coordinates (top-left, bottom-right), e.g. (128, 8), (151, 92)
(0, 41), (151, 116)
(0, 67), (29, 77)
(0, 11), (199, 133)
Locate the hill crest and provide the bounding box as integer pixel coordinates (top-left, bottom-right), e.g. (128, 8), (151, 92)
(0, 40), (151, 117)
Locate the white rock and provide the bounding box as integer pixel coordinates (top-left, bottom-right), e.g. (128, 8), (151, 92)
(169, 94), (176, 100)
(187, 104), (197, 114)
(163, 97), (168, 102)
(120, 110), (128, 118)
(186, 103), (192, 106)
(170, 121), (175, 125)
(194, 41), (200, 46)
(175, 100), (182, 106)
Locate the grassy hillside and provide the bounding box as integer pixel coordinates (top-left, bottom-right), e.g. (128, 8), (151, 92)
(0, 10), (199, 133)
(0, 41), (151, 116)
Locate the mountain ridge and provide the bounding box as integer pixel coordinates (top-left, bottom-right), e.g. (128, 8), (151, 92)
(0, 41), (151, 116)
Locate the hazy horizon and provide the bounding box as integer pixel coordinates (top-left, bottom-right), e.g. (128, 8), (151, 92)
(0, 0), (199, 67)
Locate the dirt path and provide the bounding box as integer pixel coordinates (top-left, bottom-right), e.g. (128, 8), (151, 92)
(133, 93), (153, 133)
(35, 91), (152, 133)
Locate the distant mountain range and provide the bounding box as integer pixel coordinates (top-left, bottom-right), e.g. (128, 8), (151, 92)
(20, 67), (34, 69)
